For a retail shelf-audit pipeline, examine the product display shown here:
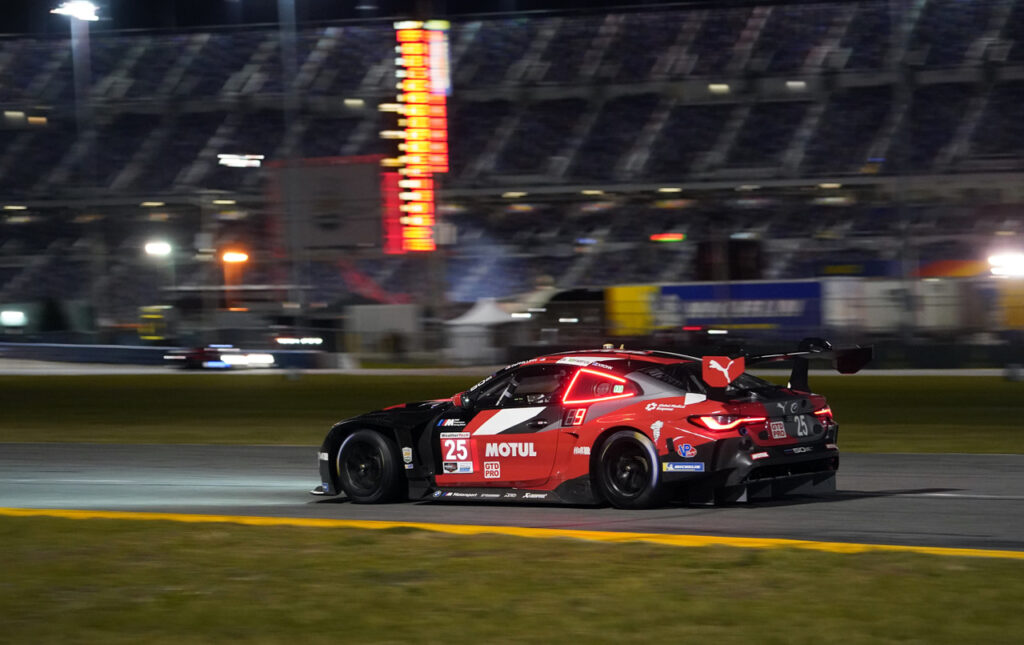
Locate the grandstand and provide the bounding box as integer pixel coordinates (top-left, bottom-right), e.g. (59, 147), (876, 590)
(1, 0), (1023, 338)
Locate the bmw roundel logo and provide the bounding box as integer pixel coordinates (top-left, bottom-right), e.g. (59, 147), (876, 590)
(433, 490), (443, 497)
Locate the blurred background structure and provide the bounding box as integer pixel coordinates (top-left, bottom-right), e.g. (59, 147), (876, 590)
(1, 0), (1024, 365)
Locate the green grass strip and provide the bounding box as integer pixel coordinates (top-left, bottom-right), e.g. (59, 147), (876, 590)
(1, 374), (1022, 453)
(2, 513), (1024, 644)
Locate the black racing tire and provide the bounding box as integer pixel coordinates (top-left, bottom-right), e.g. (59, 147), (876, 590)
(335, 430), (406, 504)
(594, 430), (665, 509)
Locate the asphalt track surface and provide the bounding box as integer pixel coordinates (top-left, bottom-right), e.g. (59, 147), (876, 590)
(1, 443), (1022, 552)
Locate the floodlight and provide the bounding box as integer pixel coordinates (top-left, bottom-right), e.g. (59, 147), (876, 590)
(989, 252), (1024, 277)
(1, 310), (27, 327)
(144, 241), (172, 257)
(51, 1), (99, 21)
(222, 251), (249, 264)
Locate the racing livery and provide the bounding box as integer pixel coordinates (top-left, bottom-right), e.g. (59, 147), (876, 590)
(313, 339), (871, 509)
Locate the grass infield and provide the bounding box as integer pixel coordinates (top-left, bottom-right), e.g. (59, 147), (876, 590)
(0, 373), (1021, 453)
(2, 515), (1024, 644)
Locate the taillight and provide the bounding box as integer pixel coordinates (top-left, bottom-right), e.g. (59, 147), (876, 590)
(689, 415), (767, 432)
(814, 405), (836, 429)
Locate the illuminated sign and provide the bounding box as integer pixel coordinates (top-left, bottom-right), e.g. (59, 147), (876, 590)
(383, 20), (450, 253)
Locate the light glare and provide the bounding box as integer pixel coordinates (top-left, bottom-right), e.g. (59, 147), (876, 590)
(144, 241), (172, 257)
(51, 1), (99, 21)
(1, 310), (27, 326)
(989, 252), (1024, 276)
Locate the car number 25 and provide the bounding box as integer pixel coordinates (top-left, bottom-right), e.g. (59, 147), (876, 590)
(443, 437), (469, 461)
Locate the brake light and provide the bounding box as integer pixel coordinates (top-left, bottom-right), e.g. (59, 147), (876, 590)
(813, 406), (834, 420)
(689, 415), (767, 431)
(562, 368), (638, 405)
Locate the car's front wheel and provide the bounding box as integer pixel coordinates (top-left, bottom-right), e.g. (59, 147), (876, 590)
(336, 430), (405, 503)
(595, 430), (664, 509)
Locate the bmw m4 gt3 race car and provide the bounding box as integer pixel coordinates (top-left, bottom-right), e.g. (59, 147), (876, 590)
(313, 340), (871, 509)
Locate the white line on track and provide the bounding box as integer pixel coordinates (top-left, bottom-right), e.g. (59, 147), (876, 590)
(897, 492), (1024, 501)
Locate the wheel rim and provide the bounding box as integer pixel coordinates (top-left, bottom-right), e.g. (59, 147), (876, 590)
(604, 440), (650, 499)
(342, 439), (384, 496)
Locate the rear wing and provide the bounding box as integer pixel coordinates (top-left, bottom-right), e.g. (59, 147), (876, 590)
(746, 338), (873, 392)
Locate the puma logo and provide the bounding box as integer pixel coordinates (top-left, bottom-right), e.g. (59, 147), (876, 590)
(708, 358), (739, 383)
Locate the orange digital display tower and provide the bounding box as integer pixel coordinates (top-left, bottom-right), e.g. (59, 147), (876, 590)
(381, 19), (450, 254)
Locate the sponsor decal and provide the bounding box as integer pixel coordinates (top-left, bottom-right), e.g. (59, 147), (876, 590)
(449, 491), (478, 498)
(645, 402), (689, 412)
(438, 418), (467, 427)
(785, 446), (813, 455)
(432, 490), (444, 497)
(775, 401), (802, 415)
(318, 452), (329, 461)
(480, 493), (501, 499)
(402, 447), (413, 463)
(677, 443), (697, 458)
(751, 451), (769, 460)
(826, 443), (838, 450)
(322, 481), (330, 490)
(662, 462), (706, 473)
(573, 446), (591, 456)
(522, 492), (548, 499)
(770, 421), (787, 440)
(556, 356), (597, 366)
(439, 431), (470, 439)
(650, 420), (664, 441)
(441, 461), (473, 474)
(503, 492), (519, 499)
(404, 463), (415, 470)
(590, 362), (615, 370)
(702, 356), (745, 388)
(484, 441), (537, 458)
(484, 461), (501, 479)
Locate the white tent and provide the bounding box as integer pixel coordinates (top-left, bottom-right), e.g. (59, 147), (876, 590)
(444, 298), (513, 326)
(444, 298), (518, 365)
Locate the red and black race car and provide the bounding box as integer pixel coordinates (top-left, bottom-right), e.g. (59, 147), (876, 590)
(313, 339), (871, 509)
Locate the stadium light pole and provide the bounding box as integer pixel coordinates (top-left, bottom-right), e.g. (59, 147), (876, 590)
(53, 2), (101, 335)
(272, 0), (306, 333)
(51, 2), (97, 138)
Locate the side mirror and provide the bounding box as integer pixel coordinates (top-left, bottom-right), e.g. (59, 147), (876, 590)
(452, 391), (475, 412)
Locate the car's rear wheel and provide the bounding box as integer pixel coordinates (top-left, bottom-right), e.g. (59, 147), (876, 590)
(595, 430), (664, 509)
(336, 430), (405, 503)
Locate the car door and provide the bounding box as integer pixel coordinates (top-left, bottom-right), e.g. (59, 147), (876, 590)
(433, 364), (569, 488)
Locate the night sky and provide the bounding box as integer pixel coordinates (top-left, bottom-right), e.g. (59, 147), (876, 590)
(0, 1), (765, 35)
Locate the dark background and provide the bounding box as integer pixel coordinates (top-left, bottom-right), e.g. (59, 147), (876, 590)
(1, 1), (824, 35)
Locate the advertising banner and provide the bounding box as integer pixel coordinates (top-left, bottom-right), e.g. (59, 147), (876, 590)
(655, 281), (822, 332)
